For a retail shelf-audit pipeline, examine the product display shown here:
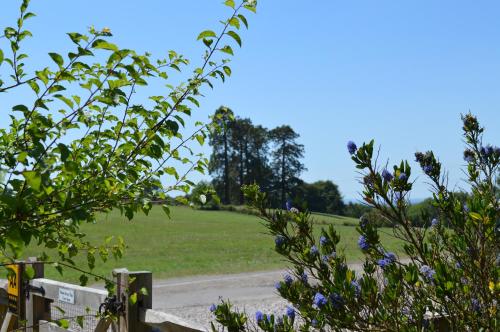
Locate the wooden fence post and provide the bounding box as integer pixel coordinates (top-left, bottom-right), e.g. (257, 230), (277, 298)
(26, 257), (52, 332)
(113, 269), (152, 332)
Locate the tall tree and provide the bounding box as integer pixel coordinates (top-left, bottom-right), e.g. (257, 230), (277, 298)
(269, 125), (305, 208)
(230, 118), (253, 204)
(209, 107), (234, 204)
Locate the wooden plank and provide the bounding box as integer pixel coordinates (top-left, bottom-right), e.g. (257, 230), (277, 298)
(139, 309), (205, 332)
(30, 279), (108, 309)
(0, 312), (17, 332)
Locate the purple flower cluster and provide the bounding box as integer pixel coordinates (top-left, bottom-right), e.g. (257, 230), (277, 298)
(209, 304), (216, 312)
(463, 149), (475, 162)
(300, 272), (308, 283)
(431, 218), (439, 227)
(320, 236), (328, 246)
(275, 235), (286, 247)
(313, 292), (327, 307)
(329, 293), (345, 309)
(284, 274), (293, 286)
(420, 265), (436, 280)
(255, 311), (264, 322)
(398, 173), (408, 181)
(377, 252), (396, 269)
(286, 306), (295, 319)
(347, 141), (357, 155)
(471, 298), (481, 312)
(358, 235), (370, 250)
(423, 165), (433, 175)
(351, 280), (361, 297)
(382, 169), (393, 182)
(310, 245), (319, 256)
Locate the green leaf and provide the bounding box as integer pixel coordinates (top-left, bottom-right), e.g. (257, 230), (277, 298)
(219, 45), (234, 55)
(224, 0), (235, 8)
(12, 104), (29, 113)
(226, 31), (241, 47)
(48, 52), (64, 67)
(197, 30), (217, 40)
(57, 143), (71, 162)
(92, 39), (119, 51)
(223, 66), (232, 76)
(0, 49), (3, 65)
(24, 266), (35, 280)
(57, 319), (70, 329)
(76, 316), (84, 328)
(129, 292), (137, 305)
(23, 12), (36, 20)
(238, 14), (249, 29)
(228, 17), (240, 29)
(22, 171), (41, 191)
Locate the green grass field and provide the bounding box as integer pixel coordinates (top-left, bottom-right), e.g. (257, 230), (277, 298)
(24, 206), (403, 283)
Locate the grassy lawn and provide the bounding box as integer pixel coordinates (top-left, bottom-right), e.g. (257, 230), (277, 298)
(24, 206), (403, 283)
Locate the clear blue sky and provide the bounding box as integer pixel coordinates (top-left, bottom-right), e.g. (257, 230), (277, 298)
(2, 1), (499, 201)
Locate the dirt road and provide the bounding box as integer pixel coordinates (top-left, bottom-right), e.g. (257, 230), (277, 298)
(152, 263), (365, 328)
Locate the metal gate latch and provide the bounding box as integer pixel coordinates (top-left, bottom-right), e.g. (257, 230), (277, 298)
(99, 295), (125, 316)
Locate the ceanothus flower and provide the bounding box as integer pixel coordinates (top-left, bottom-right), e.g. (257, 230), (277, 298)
(255, 311), (264, 322)
(358, 235), (369, 250)
(420, 265), (436, 280)
(382, 169), (393, 182)
(300, 272), (308, 283)
(286, 306), (295, 319)
(284, 274), (293, 286)
(398, 173), (408, 181)
(311, 319), (319, 327)
(313, 292), (327, 307)
(423, 165), (433, 175)
(471, 298), (481, 312)
(463, 149), (475, 162)
(351, 280), (361, 297)
(384, 252), (396, 262)
(320, 236), (328, 246)
(431, 218), (439, 227)
(347, 141), (357, 155)
(275, 235), (286, 247)
(275, 282), (281, 290)
(310, 245), (319, 255)
(377, 258), (391, 269)
(329, 293), (345, 309)
(209, 304), (216, 312)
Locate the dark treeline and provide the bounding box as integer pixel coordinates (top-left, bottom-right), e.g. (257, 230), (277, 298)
(208, 107), (345, 213)
(207, 107), (471, 222)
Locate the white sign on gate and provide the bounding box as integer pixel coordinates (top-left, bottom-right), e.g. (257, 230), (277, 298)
(58, 288), (75, 304)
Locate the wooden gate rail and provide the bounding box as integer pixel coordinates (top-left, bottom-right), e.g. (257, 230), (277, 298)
(30, 279), (108, 311)
(1, 263), (205, 332)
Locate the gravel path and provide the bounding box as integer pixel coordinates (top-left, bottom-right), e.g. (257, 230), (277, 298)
(152, 263), (365, 329)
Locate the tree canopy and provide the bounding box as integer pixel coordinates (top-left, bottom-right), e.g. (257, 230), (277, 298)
(0, 0), (256, 280)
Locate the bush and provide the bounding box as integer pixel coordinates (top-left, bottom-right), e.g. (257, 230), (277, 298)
(210, 114), (499, 331)
(189, 181), (221, 210)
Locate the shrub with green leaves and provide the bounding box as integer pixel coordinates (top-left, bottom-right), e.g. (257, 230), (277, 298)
(211, 114), (499, 331)
(0, 0), (256, 281)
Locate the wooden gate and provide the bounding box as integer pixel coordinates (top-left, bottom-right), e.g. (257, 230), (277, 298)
(0, 260), (204, 332)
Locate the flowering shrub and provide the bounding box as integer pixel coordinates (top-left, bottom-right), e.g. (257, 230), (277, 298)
(211, 114), (499, 331)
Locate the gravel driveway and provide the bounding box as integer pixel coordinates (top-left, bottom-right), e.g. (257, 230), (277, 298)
(152, 263), (365, 329)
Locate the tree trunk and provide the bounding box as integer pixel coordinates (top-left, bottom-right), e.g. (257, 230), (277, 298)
(281, 139), (286, 208)
(239, 142), (244, 205)
(223, 128), (230, 205)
